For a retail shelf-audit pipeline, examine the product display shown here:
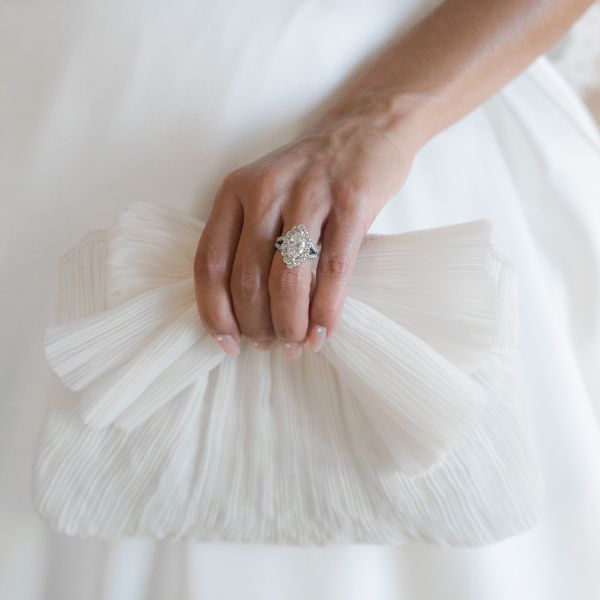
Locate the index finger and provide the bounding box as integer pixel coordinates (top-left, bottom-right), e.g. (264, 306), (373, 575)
(193, 186), (244, 356)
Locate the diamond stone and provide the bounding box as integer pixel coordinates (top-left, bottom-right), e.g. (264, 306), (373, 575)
(287, 233), (306, 258)
(280, 225), (312, 268)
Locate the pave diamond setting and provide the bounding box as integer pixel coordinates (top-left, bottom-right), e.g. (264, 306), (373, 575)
(275, 224), (320, 269)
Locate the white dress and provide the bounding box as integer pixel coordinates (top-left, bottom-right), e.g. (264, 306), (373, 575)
(1, 0), (600, 598)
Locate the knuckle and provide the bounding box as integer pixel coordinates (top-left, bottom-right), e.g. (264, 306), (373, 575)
(249, 197), (277, 225)
(194, 242), (228, 284)
(330, 179), (360, 205)
(275, 321), (305, 343)
(195, 300), (230, 334)
(330, 180), (369, 220)
(220, 167), (244, 190)
(232, 266), (263, 303)
(291, 177), (312, 200)
(292, 173), (327, 203)
(319, 251), (351, 281)
(242, 168), (285, 222)
(253, 165), (284, 198)
(269, 263), (306, 298)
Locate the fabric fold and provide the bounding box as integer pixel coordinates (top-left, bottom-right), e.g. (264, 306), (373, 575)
(43, 202), (501, 475)
(33, 201), (540, 545)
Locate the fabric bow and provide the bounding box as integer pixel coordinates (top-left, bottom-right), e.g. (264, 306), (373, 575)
(44, 201), (516, 478)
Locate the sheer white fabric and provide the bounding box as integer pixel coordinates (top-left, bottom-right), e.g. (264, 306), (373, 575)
(550, 2), (600, 96)
(2, 0), (600, 598)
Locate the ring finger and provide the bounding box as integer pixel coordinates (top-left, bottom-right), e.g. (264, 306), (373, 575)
(269, 187), (328, 358)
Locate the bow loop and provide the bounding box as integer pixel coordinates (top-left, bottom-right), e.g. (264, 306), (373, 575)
(43, 202), (515, 477)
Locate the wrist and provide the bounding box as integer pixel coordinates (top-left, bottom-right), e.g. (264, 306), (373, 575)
(306, 87), (439, 157)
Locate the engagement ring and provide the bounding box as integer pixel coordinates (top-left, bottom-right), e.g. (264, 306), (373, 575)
(274, 224), (321, 269)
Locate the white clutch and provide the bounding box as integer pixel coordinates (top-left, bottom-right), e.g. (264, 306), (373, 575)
(32, 201), (543, 546)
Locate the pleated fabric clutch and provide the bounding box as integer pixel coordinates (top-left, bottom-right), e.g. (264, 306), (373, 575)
(32, 201), (543, 546)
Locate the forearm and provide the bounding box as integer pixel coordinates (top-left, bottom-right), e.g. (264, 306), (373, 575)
(313, 0), (594, 151)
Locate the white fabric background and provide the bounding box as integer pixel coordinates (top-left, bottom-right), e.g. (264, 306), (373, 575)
(1, 1), (600, 598)
(550, 1), (600, 117)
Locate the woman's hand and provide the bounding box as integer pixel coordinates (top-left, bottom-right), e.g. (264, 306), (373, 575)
(194, 0), (592, 359)
(193, 105), (416, 359)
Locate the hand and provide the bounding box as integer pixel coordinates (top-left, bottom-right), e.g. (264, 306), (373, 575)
(198, 0), (591, 360)
(193, 104), (416, 359)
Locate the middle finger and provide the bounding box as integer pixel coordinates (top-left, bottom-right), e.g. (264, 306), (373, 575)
(230, 215), (280, 347)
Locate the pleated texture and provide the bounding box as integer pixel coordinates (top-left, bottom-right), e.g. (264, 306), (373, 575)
(32, 202), (543, 546)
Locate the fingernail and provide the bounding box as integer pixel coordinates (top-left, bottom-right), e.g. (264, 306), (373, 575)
(252, 340), (273, 351)
(213, 333), (240, 357)
(305, 324), (326, 352)
(283, 341), (302, 360)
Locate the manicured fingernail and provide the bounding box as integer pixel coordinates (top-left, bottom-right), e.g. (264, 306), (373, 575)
(305, 324), (326, 352)
(213, 334), (240, 357)
(252, 341), (273, 351)
(283, 341), (302, 360)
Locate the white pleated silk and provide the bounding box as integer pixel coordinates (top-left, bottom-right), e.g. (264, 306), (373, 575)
(34, 202), (540, 546)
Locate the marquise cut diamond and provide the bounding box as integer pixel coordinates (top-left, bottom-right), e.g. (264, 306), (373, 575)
(276, 224), (319, 269)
